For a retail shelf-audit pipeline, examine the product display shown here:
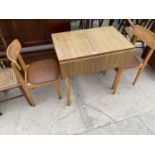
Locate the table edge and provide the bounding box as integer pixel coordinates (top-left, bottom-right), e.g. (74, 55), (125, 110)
(58, 47), (135, 63)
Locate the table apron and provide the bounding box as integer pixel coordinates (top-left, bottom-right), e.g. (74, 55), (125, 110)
(60, 49), (135, 78)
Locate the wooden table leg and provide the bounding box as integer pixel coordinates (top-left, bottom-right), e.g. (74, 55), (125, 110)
(54, 80), (62, 99)
(112, 67), (124, 94)
(65, 78), (70, 106)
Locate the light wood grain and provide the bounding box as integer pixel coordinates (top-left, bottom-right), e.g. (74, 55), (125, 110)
(60, 49), (134, 78)
(132, 25), (155, 49)
(52, 26), (136, 104)
(52, 26), (135, 62)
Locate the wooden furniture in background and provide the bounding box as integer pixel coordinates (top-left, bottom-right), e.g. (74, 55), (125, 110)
(112, 25), (155, 93)
(6, 39), (62, 106)
(79, 19), (104, 29)
(52, 26), (135, 105)
(0, 20), (71, 68)
(0, 19), (71, 49)
(79, 19), (114, 29)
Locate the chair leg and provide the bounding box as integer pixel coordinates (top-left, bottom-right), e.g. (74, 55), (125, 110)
(133, 66), (144, 85)
(112, 69), (119, 90)
(54, 80), (62, 99)
(20, 86), (35, 107)
(112, 68), (124, 94)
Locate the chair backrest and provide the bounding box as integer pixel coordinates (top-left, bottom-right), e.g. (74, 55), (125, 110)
(132, 25), (155, 49)
(6, 39), (27, 70)
(6, 39), (28, 82)
(132, 25), (155, 66)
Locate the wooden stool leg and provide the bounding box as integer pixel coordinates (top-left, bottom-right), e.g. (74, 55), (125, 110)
(20, 86), (35, 107)
(65, 78), (70, 106)
(112, 68), (124, 94)
(133, 66), (144, 85)
(54, 80), (62, 99)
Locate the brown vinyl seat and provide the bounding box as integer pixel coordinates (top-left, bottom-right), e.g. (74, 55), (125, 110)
(28, 59), (60, 84)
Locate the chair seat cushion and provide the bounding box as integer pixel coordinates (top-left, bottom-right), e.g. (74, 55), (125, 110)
(0, 68), (19, 91)
(124, 55), (140, 69)
(28, 59), (60, 84)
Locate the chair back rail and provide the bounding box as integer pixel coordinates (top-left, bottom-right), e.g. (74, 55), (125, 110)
(132, 25), (155, 68)
(132, 25), (155, 49)
(6, 39), (28, 81)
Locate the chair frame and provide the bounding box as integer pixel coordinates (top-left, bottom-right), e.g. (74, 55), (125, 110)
(121, 19), (154, 49)
(0, 29), (23, 116)
(6, 39), (62, 106)
(112, 25), (155, 93)
(0, 64), (23, 116)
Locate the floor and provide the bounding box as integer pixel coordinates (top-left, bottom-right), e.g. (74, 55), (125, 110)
(0, 20), (155, 135)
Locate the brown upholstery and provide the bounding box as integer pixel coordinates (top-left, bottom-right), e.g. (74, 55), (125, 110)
(124, 55), (140, 69)
(28, 59), (60, 84)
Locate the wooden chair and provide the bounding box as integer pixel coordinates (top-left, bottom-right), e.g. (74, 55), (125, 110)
(6, 39), (62, 106)
(0, 64), (21, 116)
(112, 25), (155, 93)
(0, 29), (21, 116)
(122, 19), (154, 42)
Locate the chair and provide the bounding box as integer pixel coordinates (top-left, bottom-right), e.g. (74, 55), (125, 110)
(112, 25), (155, 93)
(6, 39), (62, 106)
(0, 29), (21, 116)
(0, 66), (21, 116)
(122, 19), (154, 44)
